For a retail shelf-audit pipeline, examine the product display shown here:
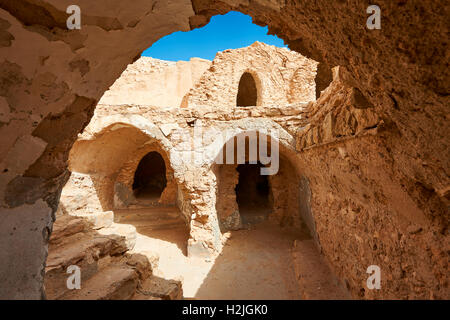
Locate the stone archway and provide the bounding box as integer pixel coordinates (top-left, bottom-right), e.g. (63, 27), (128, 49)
(114, 142), (177, 209)
(211, 129), (311, 233)
(132, 152), (167, 200)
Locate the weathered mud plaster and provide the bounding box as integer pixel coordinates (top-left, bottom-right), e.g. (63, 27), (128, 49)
(63, 100), (300, 259)
(0, 0), (448, 299)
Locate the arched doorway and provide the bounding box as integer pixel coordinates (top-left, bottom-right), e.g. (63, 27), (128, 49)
(236, 72), (258, 106)
(132, 151), (167, 201)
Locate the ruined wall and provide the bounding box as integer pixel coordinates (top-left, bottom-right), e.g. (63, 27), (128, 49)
(181, 41), (317, 108)
(99, 57), (211, 107)
(0, 0), (448, 300)
(213, 137), (303, 232)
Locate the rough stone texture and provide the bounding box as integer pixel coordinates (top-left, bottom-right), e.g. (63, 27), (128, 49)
(294, 68), (449, 299)
(297, 67), (381, 151)
(214, 163), (241, 230)
(0, 200), (52, 299)
(181, 41), (317, 108)
(45, 214), (178, 300)
(99, 57), (211, 107)
(58, 172), (104, 216)
(292, 239), (351, 300)
(0, 0), (448, 300)
(135, 276), (183, 300)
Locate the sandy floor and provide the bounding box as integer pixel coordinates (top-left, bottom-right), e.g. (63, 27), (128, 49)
(130, 219), (310, 299)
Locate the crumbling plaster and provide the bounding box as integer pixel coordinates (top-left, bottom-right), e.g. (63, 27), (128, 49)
(0, 0), (448, 299)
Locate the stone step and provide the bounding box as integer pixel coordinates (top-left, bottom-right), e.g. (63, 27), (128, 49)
(136, 220), (186, 231)
(47, 233), (128, 269)
(58, 264), (139, 300)
(132, 276), (183, 300)
(117, 218), (185, 230)
(46, 213), (156, 300)
(45, 254), (112, 300)
(123, 253), (153, 281)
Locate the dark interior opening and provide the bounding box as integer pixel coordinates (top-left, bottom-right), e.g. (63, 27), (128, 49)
(133, 151), (167, 200)
(236, 72), (258, 107)
(235, 162), (271, 223)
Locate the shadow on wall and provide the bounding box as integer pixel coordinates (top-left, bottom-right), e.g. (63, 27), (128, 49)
(314, 63), (333, 99)
(298, 175), (317, 243)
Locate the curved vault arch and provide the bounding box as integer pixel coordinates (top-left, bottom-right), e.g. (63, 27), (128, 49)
(80, 114), (167, 142)
(114, 140), (177, 209)
(68, 122), (184, 211)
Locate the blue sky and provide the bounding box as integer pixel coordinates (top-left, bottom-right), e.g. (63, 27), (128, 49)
(142, 11), (287, 61)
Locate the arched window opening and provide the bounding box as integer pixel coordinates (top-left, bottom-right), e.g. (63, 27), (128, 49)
(132, 151), (167, 200)
(236, 72), (258, 107)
